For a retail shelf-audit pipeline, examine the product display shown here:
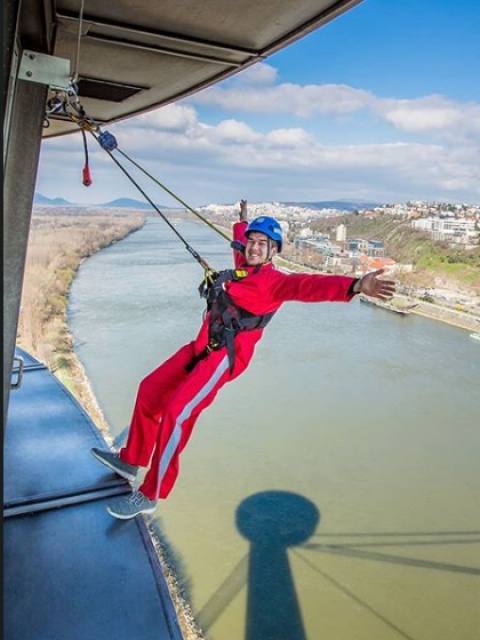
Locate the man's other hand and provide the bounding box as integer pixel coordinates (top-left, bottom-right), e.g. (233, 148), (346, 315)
(239, 199), (248, 222)
(358, 269), (396, 300)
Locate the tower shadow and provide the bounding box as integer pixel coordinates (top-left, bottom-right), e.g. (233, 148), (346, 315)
(236, 490), (319, 640)
(173, 502), (479, 639)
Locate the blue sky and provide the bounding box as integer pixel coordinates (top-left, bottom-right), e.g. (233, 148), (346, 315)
(36, 0), (480, 208)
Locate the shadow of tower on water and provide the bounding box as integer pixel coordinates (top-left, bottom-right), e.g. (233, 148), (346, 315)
(236, 490), (319, 640)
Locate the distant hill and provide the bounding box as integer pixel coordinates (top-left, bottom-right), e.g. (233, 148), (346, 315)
(282, 200), (383, 211)
(34, 194), (383, 212)
(101, 197), (175, 210)
(34, 194), (176, 209)
(34, 193), (73, 206)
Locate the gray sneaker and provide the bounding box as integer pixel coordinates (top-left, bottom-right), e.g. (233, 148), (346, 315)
(106, 491), (157, 519)
(91, 447), (138, 482)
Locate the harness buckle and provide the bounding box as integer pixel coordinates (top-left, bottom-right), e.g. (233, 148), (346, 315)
(207, 340), (220, 352)
(233, 269), (248, 279)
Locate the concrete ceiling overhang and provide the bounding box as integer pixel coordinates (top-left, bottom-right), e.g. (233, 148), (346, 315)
(23, 0), (364, 138)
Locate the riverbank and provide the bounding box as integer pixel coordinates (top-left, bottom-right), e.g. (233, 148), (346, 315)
(274, 255), (480, 333)
(396, 295), (480, 331)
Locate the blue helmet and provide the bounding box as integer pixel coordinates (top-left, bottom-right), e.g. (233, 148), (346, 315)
(245, 216), (283, 252)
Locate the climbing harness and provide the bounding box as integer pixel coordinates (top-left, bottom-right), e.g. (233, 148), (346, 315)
(185, 268), (276, 373)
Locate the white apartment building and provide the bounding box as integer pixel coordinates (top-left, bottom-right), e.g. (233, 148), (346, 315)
(411, 216), (478, 244)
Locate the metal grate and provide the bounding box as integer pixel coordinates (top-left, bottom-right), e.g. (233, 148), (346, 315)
(76, 77), (146, 102)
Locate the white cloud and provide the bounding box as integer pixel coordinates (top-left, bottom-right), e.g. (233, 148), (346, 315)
(265, 128), (312, 147)
(380, 97), (459, 131)
(376, 96), (480, 142)
(235, 63), (278, 86)
(36, 63), (480, 206)
(133, 104), (198, 131)
(193, 79), (371, 117)
(191, 63), (480, 145)
(214, 119), (260, 143)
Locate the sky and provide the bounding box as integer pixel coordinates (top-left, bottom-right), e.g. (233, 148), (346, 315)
(35, 0), (480, 208)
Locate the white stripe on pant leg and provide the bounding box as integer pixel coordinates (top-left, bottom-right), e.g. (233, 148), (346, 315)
(154, 355), (230, 498)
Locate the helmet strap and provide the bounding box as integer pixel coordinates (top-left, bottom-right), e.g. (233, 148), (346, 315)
(263, 238), (273, 264)
(264, 238), (279, 263)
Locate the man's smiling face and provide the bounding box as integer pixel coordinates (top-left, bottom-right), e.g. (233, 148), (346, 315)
(245, 231), (278, 266)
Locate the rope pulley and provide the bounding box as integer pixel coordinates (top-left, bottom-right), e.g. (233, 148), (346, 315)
(98, 131), (118, 152)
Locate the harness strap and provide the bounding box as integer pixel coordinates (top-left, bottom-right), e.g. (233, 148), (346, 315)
(219, 305), (238, 373)
(186, 300), (275, 375)
(184, 343), (214, 373)
(186, 268), (276, 374)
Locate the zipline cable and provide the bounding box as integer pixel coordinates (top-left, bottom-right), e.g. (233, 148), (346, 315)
(116, 148), (231, 243)
(53, 93), (227, 285)
(72, 0), (86, 84)
(85, 126), (216, 277)
(67, 97), (230, 245)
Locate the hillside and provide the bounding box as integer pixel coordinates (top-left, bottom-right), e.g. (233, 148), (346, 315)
(308, 214), (480, 295)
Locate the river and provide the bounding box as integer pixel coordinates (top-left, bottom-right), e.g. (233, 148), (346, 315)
(69, 216), (480, 640)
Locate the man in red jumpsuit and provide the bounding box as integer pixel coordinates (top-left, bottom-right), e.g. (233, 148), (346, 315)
(92, 200), (396, 519)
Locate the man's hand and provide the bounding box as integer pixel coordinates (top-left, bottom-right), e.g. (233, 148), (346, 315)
(239, 199), (248, 222)
(355, 269), (396, 300)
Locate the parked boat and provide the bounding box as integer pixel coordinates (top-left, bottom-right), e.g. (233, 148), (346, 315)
(469, 332), (480, 342)
(359, 295), (414, 315)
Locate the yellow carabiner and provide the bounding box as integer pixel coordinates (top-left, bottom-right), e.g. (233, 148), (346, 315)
(204, 267), (217, 287)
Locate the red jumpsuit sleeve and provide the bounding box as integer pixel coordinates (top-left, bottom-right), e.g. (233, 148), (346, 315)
(227, 268), (357, 315)
(232, 221), (248, 269)
(268, 271), (357, 304)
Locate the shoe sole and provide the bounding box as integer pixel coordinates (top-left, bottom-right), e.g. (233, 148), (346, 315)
(91, 448), (137, 482)
(106, 505), (156, 520)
